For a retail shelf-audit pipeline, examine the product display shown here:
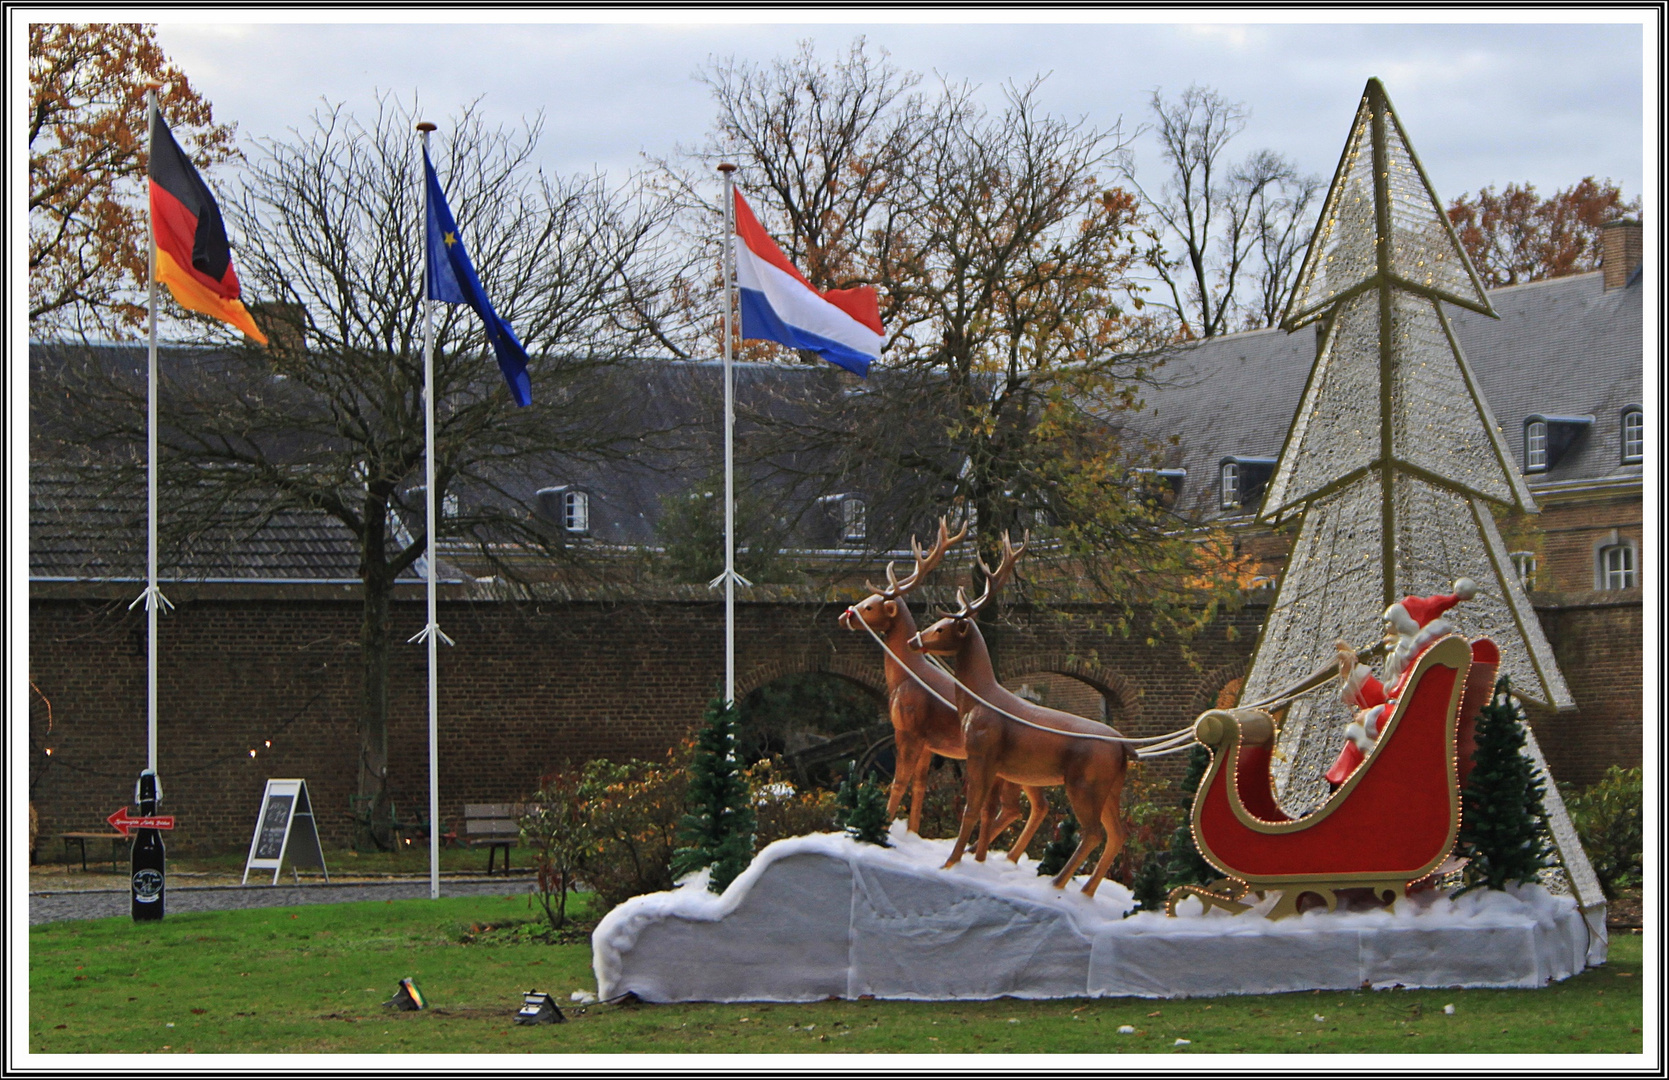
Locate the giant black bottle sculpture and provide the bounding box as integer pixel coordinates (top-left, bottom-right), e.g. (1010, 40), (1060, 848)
(131, 769), (165, 921)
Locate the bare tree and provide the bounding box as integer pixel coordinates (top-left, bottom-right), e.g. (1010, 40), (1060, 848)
(684, 44), (1248, 641)
(1137, 85), (1320, 338)
(34, 94), (691, 840)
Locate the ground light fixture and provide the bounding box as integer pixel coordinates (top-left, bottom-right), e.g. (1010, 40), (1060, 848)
(386, 978), (426, 1011)
(515, 991), (565, 1025)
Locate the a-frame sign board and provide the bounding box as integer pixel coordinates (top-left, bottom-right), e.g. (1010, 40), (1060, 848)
(242, 778), (330, 885)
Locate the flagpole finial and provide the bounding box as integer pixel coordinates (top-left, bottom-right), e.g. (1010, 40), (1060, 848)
(717, 163), (736, 174)
(416, 122), (438, 133)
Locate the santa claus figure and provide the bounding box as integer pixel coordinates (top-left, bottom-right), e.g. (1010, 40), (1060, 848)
(1324, 579), (1477, 787)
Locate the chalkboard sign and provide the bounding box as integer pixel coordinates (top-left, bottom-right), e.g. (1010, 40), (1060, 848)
(254, 795), (294, 859)
(242, 779), (329, 885)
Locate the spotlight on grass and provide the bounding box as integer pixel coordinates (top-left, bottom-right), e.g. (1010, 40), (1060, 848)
(515, 990), (564, 1025)
(385, 977), (426, 1011)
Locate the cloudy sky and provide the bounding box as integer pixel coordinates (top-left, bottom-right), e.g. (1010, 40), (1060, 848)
(147, 11), (1652, 209)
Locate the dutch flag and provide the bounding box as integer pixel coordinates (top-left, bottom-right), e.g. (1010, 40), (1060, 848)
(732, 189), (884, 377)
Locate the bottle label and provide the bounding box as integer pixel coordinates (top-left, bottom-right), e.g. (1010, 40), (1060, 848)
(133, 869), (164, 901)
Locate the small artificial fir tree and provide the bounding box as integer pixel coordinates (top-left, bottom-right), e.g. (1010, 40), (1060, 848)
(835, 761), (891, 846)
(1035, 814), (1079, 877)
(672, 696), (757, 893)
(1128, 854), (1170, 915)
(1455, 677), (1555, 893)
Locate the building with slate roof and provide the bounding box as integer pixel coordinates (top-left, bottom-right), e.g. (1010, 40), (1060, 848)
(27, 229), (1643, 842)
(1130, 231), (1644, 602)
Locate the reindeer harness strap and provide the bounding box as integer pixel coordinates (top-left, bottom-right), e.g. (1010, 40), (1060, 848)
(851, 609), (1197, 756)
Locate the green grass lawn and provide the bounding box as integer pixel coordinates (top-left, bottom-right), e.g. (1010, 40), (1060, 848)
(29, 895), (1643, 1055)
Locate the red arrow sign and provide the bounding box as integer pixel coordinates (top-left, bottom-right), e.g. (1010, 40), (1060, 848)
(107, 808), (176, 835)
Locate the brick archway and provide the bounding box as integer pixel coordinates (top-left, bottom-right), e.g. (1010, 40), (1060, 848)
(1188, 659), (1252, 716)
(735, 654), (888, 705)
(997, 651), (1149, 735)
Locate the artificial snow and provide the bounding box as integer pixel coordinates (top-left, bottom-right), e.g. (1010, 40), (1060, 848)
(592, 821), (1591, 1003)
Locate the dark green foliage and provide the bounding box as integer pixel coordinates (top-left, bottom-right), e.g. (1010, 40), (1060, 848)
(1165, 742), (1218, 890)
(1035, 814), (1080, 877)
(835, 761), (892, 846)
(1456, 678), (1554, 893)
(673, 697), (758, 893)
(656, 469), (795, 585)
(1562, 765), (1643, 901)
(1128, 852), (1170, 915)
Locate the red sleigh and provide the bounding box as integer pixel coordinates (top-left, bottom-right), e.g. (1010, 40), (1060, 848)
(1170, 634), (1500, 920)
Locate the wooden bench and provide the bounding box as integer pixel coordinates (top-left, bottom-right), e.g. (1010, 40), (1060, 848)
(59, 832), (132, 873)
(463, 804), (524, 874)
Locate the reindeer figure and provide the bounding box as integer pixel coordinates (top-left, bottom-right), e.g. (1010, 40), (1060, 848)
(839, 519), (1025, 838)
(911, 533), (1134, 898)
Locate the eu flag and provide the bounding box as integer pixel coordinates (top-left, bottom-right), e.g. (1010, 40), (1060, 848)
(424, 147), (532, 406)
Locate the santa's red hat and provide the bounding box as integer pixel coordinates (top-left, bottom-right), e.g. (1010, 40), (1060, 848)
(1384, 578), (1477, 635)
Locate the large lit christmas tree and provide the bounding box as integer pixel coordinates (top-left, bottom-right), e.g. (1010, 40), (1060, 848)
(1236, 79), (1603, 936)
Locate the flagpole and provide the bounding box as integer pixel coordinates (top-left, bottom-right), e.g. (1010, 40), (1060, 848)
(132, 84), (177, 779)
(417, 121), (441, 901)
(717, 164), (737, 706)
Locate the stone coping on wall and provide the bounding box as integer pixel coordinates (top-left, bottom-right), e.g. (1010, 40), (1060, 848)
(28, 577), (1279, 613)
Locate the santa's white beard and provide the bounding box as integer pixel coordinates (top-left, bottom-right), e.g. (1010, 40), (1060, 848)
(1382, 635), (1417, 682)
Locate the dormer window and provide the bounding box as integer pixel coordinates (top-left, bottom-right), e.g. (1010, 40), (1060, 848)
(1524, 420), (1547, 471)
(1220, 462), (1239, 508)
(1522, 414), (1592, 474)
(1621, 406), (1643, 463)
(1218, 457), (1276, 511)
(841, 497), (867, 543)
(563, 490), (589, 534)
(1133, 468), (1186, 508)
(536, 485), (590, 535)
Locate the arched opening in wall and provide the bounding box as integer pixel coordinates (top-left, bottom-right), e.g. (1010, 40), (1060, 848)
(1000, 671), (1117, 724)
(1216, 677), (1244, 710)
(736, 672), (889, 790)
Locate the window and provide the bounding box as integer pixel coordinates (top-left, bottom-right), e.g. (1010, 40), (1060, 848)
(1524, 420), (1547, 472)
(562, 490), (589, 534)
(442, 492), (460, 519)
(1622, 408), (1643, 463)
(841, 497), (867, 543)
(1509, 551), (1537, 591)
(1599, 542), (1636, 590)
(1221, 462), (1240, 508)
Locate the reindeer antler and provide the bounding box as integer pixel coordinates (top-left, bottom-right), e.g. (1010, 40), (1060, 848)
(965, 530), (1029, 618)
(864, 516), (968, 597)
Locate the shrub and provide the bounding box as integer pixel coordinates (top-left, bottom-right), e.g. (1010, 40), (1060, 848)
(1164, 743), (1218, 892)
(1563, 765), (1642, 901)
(580, 749), (691, 913)
(745, 758), (838, 848)
(520, 767), (597, 930)
(1110, 760), (1181, 887)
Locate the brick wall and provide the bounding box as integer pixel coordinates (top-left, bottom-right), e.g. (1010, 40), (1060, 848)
(1524, 591), (1645, 788)
(1508, 490), (1644, 594)
(28, 580), (1639, 856)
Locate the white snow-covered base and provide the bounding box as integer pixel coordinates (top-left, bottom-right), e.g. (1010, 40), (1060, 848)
(592, 822), (1591, 1003)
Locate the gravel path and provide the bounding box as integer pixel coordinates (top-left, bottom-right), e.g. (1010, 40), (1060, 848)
(30, 877), (536, 925)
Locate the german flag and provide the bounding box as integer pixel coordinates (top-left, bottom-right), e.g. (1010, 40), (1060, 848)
(148, 106), (266, 344)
